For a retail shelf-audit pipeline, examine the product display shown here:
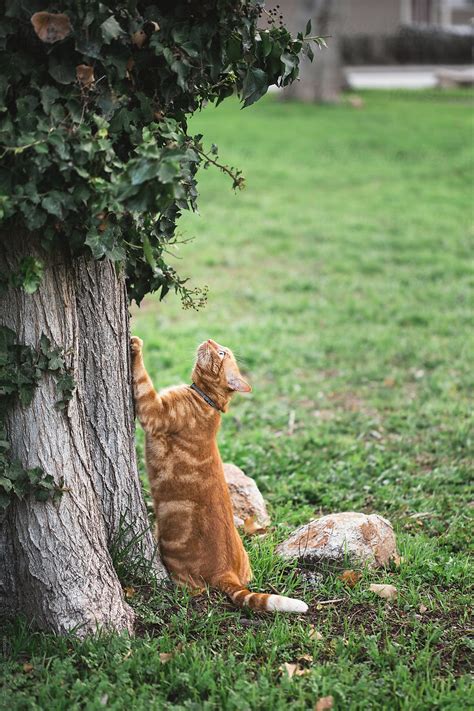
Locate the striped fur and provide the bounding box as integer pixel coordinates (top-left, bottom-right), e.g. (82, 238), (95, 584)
(131, 337), (307, 614)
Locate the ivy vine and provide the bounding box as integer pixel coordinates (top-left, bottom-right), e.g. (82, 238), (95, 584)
(0, 327), (74, 509)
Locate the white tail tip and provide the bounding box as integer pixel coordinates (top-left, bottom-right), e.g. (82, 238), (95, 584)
(266, 595), (308, 613)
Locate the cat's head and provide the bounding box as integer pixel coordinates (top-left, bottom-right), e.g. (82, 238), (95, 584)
(192, 339), (251, 396)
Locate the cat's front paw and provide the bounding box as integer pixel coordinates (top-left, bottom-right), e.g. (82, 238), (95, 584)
(130, 336), (143, 355)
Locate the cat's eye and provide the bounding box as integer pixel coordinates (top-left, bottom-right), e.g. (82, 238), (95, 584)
(218, 350), (226, 358)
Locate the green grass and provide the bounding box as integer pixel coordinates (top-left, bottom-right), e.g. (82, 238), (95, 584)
(2, 90), (473, 710)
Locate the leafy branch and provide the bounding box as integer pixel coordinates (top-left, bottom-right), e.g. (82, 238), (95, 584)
(193, 144), (245, 190)
(0, 1), (320, 304)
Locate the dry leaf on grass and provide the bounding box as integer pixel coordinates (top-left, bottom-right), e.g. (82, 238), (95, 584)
(281, 662), (297, 678)
(339, 570), (362, 588)
(76, 65), (95, 88)
(419, 603), (428, 614)
(243, 515), (267, 536)
(159, 652), (174, 664)
(123, 586), (136, 599)
(22, 662), (34, 673)
(369, 583), (397, 601)
(309, 625), (323, 641)
(31, 12), (72, 43)
(280, 662), (311, 679)
(314, 696), (334, 710)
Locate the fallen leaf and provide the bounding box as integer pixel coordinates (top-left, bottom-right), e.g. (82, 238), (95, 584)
(281, 662), (297, 679)
(295, 667), (311, 677)
(339, 570), (362, 588)
(280, 662), (310, 678)
(132, 30), (148, 48)
(123, 586), (136, 599)
(298, 653), (313, 663)
(309, 625), (323, 641)
(76, 64), (95, 88)
(22, 662), (34, 673)
(369, 583), (397, 601)
(243, 515), (267, 536)
(315, 696), (334, 710)
(419, 603), (428, 614)
(159, 652), (173, 664)
(383, 376), (396, 387)
(31, 12), (72, 43)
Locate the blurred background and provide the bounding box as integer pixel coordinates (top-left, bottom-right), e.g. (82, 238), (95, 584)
(277, 0), (473, 100)
(132, 1), (472, 543)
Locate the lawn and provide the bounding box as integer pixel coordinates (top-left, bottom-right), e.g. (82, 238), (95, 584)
(2, 90), (473, 710)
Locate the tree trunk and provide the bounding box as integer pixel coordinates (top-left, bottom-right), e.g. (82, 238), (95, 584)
(0, 233), (167, 636)
(283, 0), (344, 103)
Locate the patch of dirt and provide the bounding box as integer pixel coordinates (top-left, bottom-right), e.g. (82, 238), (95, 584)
(327, 391), (380, 420)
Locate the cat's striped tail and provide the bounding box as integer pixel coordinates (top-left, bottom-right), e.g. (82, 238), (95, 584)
(218, 575), (308, 614)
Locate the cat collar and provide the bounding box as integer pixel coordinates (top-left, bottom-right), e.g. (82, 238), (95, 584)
(190, 383), (223, 413)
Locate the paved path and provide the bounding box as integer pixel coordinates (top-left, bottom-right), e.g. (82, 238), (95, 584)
(345, 64), (472, 89)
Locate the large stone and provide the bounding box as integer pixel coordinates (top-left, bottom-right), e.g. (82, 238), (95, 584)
(223, 463), (271, 529)
(276, 512), (398, 568)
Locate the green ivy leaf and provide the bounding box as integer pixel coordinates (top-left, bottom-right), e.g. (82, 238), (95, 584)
(85, 228), (125, 262)
(242, 68), (269, 108)
(48, 55), (76, 84)
(142, 234), (157, 270)
(17, 257), (44, 295)
(101, 16), (125, 44)
(280, 51), (298, 82)
(42, 192), (65, 218)
(0, 476), (13, 492)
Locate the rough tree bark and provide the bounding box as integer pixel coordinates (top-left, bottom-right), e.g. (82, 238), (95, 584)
(283, 0), (344, 103)
(0, 233), (167, 636)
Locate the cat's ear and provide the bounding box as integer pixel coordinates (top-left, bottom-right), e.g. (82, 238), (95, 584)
(226, 373), (252, 393)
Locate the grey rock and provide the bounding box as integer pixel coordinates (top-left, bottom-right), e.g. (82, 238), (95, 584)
(276, 512), (398, 568)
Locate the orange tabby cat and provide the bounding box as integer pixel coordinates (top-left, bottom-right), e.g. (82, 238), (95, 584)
(131, 336), (308, 613)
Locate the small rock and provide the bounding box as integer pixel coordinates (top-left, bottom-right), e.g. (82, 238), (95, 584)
(276, 512), (398, 569)
(223, 463), (271, 529)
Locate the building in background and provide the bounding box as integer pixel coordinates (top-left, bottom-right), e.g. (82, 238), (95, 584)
(276, 0), (473, 36)
(272, 0), (472, 101)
